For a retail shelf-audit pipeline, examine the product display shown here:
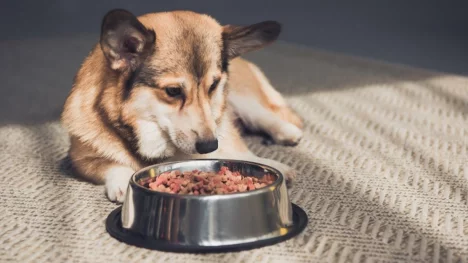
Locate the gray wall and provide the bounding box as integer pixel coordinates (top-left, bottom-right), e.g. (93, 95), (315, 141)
(1, 1), (467, 124)
(3, 0), (468, 75)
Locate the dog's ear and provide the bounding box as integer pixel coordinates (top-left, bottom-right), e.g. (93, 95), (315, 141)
(100, 9), (156, 71)
(222, 21), (281, 59)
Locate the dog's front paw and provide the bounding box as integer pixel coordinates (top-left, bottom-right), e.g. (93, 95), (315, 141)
(105, 166), (135, 203)
(284, 167), (297, 181)
(271, 122), (303, 146)
(282, 167), (297, 188)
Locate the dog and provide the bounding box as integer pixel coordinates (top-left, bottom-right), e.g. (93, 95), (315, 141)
(61, 9), (303, 202)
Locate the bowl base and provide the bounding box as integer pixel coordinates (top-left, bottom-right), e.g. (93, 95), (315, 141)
(106, 203), (308, 253)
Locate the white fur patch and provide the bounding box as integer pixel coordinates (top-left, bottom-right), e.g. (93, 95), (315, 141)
(228, 94), (302, 144)
(105, 166), (135, 203)
(135, 119), (176, 159)
(274, 122), (303, 145)
(228, 95), (268, 131)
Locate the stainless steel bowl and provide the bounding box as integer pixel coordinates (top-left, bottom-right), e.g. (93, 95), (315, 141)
(106, 159), (307, 253)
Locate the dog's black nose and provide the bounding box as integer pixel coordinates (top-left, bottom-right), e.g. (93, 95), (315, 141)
(195, 139), (218, 154)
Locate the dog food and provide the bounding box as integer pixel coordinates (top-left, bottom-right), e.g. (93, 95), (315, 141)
(138, 166), (276, 195)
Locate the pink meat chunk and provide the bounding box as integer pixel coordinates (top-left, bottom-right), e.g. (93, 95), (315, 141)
(140, 166), (275, 195)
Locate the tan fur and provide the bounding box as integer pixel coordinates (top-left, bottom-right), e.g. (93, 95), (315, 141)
(229, 58), (303, 129)
(61, 10), (303, 202)
(63, 48), (143, 175)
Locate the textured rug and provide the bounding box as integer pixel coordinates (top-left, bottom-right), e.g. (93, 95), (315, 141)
(0, 42), (467, 263)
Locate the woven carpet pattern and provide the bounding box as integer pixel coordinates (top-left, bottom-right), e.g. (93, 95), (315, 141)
(0, 44), (467, 262)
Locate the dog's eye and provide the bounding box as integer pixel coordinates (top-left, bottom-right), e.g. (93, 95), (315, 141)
(165, 87), (183, 97)
(208, 79), (220, 94)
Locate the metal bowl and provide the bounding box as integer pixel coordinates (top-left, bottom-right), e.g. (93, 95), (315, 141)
(106, 159), (308, 253)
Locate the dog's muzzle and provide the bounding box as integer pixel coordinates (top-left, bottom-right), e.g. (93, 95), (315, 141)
(195, 139), (218, 154)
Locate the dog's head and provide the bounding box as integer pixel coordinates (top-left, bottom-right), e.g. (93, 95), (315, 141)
(100, 9), (281, 156)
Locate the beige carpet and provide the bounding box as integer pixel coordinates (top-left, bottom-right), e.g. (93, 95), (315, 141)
(1, 42), (467, 262)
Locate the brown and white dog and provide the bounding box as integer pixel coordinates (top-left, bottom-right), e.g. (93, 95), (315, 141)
(61, 9), (303, 202)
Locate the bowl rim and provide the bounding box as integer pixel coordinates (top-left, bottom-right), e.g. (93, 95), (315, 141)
(129, 159), (284, 199)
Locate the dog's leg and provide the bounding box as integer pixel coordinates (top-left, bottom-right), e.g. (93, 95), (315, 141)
(228, 58), (303, 146)
(229, 94), (303, 146)
(69, 137), (137, 203)
(71, 155), (135, 203)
